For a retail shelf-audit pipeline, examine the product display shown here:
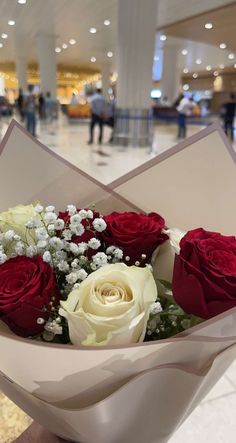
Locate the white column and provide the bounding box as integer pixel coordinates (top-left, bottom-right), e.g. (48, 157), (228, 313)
(36, 34), (57, 99)
(161, 46), (181, 104)
(15, 56), (27, 92)
(101, 63), (111, 100)
(115, 0), (158, 146)
(117, 0), (157, 109)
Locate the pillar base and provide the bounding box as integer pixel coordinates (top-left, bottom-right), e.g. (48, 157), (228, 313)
(113, 109), (152, 147)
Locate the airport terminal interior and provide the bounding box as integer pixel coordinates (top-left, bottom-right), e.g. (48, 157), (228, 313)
(0, 0), (236, 442)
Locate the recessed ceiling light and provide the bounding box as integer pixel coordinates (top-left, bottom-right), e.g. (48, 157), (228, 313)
(1, 33), (8, 39)
(69, 39), (76, 45)
(0, 43), (3, 48)
(183, 84), (189, 91)
(8, 20), (15, 26)
(104, 20), (111, 26)
(213, 70), (219, 76)
(89, 27), (97, 34)
(205, 23), (213, 29)
(107, 51), (113, 58)
(183, 68), (189, 74)
(181, 49), (188, 55)
(196, 58), (202, 65)
(18, 0), (26, 3)
(90, 56), (96, 62)
(228, 53), (235, 60)
(154, 55), (159, 61)
(193, 73), (198, 78)
(160, 34), (167, 41)
(219, 43), (227, 49)
(206, 65), (212, 71)
(219, 64), (225, 69)
(62, 43), (68, 49)
(55, 47), (61, 53)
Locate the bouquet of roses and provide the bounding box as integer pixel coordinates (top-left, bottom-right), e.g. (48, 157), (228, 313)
(2, 202), (233, 349)
(0, 203), (202, 345)
(0, 120), (236, 443)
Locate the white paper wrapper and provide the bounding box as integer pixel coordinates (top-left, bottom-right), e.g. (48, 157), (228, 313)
(1, 344), (236, 443)
(0, 120), (236, 442)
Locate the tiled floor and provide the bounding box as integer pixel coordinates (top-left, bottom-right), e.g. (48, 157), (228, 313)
(0, 113), (235, 442)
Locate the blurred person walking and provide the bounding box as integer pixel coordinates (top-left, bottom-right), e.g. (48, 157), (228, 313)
(104, 98), (116, 143)
(24, 85), (37, 137)
(221, 93), (236, 141)
(45, 92), (53, 123)
(87, 88), (106, 145)
(70, 92), (79, 105)
(17, 88), (24, 122)
(176, 94), (196, 139)
(38, 93), (45, 119)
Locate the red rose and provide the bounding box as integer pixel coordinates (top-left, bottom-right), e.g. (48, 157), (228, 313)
(102, 212), (168, 265)
(173, 228), (236, 319)
(0, 256), (60, 337)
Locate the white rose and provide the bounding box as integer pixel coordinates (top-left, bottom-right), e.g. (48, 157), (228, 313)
(152, 227), (186, 281)
(163, 228), (186, 254)
(0, 204), (41, 240)
(60, 263), (157, 346)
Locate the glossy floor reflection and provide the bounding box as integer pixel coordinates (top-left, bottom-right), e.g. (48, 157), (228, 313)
(0, 114), (235, 442)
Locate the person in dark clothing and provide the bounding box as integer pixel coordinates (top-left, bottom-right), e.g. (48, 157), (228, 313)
(38, 93), (45, 119)
(24, 85), (37, 137)
(221, 93), (236, 141)
(104, 99), (115, 143)
(87, 89), (106, 145)
(17, 88), (24, 121)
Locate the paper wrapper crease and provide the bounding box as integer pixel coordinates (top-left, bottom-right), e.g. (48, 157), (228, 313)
(0, 120), (236, 442)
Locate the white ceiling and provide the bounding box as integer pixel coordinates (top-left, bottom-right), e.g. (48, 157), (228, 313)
(155, 34), (234, 75)
(156, 0), (234, 28)
(0, 0), (118, 69)
(0, 0), (234, 72)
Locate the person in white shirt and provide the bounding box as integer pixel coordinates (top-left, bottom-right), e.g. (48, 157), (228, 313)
(176, 94), (196, 139)
(70, 93), (79, 105)
(87, 89), (106, 145)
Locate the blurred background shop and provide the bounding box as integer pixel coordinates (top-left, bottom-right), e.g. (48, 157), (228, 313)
(0, 0), (235, 153)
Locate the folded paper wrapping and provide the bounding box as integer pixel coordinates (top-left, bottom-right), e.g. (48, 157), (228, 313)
(109, 122), (236, 235)
(0, 121), (236, 442)
(1, 120), (236, 230)
(0, 120), (141, 213)
(1, 307), (236, 407)
(2, 344), (236, 443)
